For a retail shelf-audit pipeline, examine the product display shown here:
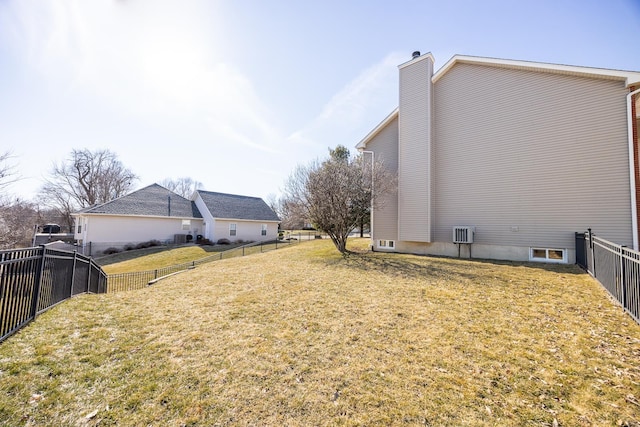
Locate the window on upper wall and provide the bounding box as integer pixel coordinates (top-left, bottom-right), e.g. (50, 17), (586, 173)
(77, 224), (82, 234)
(261, 224), (267, 236)
(229, 223), (237, 236)
(530, 248), (567, 263)
(182, 220), (191, 230)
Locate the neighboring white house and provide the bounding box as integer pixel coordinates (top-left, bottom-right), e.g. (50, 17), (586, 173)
(72, 184), (279, 255)
(193, 190), (280, 244)
(357, 51), (640, 264)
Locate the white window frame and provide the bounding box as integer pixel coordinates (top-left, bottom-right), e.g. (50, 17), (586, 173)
(229, 223), (237, 236)
(529, 247), (567, 263)
(261, 224), (267, 236)
(378, 239), (395, 249)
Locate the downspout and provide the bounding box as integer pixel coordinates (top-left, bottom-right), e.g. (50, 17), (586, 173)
(361, 150), (375, 249)
(627, 87), (640, 250)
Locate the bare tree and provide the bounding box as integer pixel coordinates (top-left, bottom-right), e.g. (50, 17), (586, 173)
(40, 148), (137, 227)
(283, 145), (395, 254)
(0, 198), (41, 249)
(0, 151), (19, 195)
(266, 193), (305, 230)
(160, 177), (203, 198)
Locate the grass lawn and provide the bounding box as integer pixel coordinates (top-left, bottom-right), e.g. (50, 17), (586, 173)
(1, 238), (639, 426)
(97, 244), (244, 274)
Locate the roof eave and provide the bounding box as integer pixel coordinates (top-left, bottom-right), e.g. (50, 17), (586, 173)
(214, 217), (280, 223)
(71, 212), (203, 220)
(432, 55), (640, 87)
(356, 108), (399, 150)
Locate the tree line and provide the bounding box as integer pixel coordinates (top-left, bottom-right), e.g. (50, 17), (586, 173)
(0, 149), (203, 249)
(1, 146), (395, 254)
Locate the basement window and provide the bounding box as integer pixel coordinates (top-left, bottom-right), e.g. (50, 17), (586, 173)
(378, 240), (395, 249)
(530, 248), (567, 263)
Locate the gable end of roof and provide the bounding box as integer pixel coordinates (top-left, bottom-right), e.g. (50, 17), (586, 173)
(432, 55), (640, 87)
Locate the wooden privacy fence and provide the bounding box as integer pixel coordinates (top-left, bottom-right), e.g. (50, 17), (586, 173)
(576, 230), (640, 324)
(0, 245), (107, 343)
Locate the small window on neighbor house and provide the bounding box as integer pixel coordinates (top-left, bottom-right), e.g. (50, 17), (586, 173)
(378, 240), (395, 248)
(182, 220), (191, 230)
(530, 248), (566, 263)
(230, 223), (237, 236)
(261, 224), (267, 236)
(77, 225), (82, 234)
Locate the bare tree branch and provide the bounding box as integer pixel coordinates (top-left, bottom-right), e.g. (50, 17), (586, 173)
(0, 151), (19, 195)
(39, 148), (138, 227)
(0, 198), (40, 249)
(282, 145), (396, 254)
(160, 177), (203, 198)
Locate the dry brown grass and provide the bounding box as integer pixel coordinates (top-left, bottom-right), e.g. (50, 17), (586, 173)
(1, 238), (639, 426)
(98, 244), (242, 274)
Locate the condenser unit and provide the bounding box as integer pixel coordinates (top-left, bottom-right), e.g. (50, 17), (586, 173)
(453, 226), (475, 244)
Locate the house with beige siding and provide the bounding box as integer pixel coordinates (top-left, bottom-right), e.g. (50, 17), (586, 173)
(72, 184), (279, 255)
(357, 52), (640, 263)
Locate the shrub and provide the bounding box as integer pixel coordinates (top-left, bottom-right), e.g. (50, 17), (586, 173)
(235, 239), (244, 244)
(103, 247), (120, 255)
(124, 244), (135, 251)
(133, 240), (163, 250)
(216, 238), (231, 245)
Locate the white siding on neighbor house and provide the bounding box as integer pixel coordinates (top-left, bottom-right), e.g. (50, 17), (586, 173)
(214, 219), (278, 243)
(80, 215), (204, 245)
(193, 195), (215, 241)
(365, 116), (399, 244)
(432, 63), (633, 249)
(398, 55), (433, 242)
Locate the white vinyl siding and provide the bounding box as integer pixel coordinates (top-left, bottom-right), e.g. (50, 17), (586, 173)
(77, 215), (203, 245)
(433, 63), (632, 249)
(398, 55), (433, 242)
(365, 116), (399, 242)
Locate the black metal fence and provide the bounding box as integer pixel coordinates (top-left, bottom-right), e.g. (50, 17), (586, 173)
(106, 236), (315, 292)
(576, 230), (640, 324)
(1, 245), (108, 343)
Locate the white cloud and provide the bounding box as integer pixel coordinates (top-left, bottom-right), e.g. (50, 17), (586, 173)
(287, 52), (404, 152)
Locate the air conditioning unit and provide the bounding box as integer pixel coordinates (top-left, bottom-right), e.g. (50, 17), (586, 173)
(453, 226), (475, 244)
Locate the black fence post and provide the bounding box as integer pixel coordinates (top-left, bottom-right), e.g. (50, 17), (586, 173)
(589, 228), (596, 277)
(70, 251), (77, 297)
(620, 245), (626, 309)
(87, 258), (92, 293)
(30, 245), (47, 319)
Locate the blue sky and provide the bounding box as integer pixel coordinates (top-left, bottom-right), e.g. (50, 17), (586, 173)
(1, 0), (639, 203)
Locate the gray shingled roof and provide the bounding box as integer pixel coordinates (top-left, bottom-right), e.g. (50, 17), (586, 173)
(77, 184), (202, 218)
(197, 190), (279, 221)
